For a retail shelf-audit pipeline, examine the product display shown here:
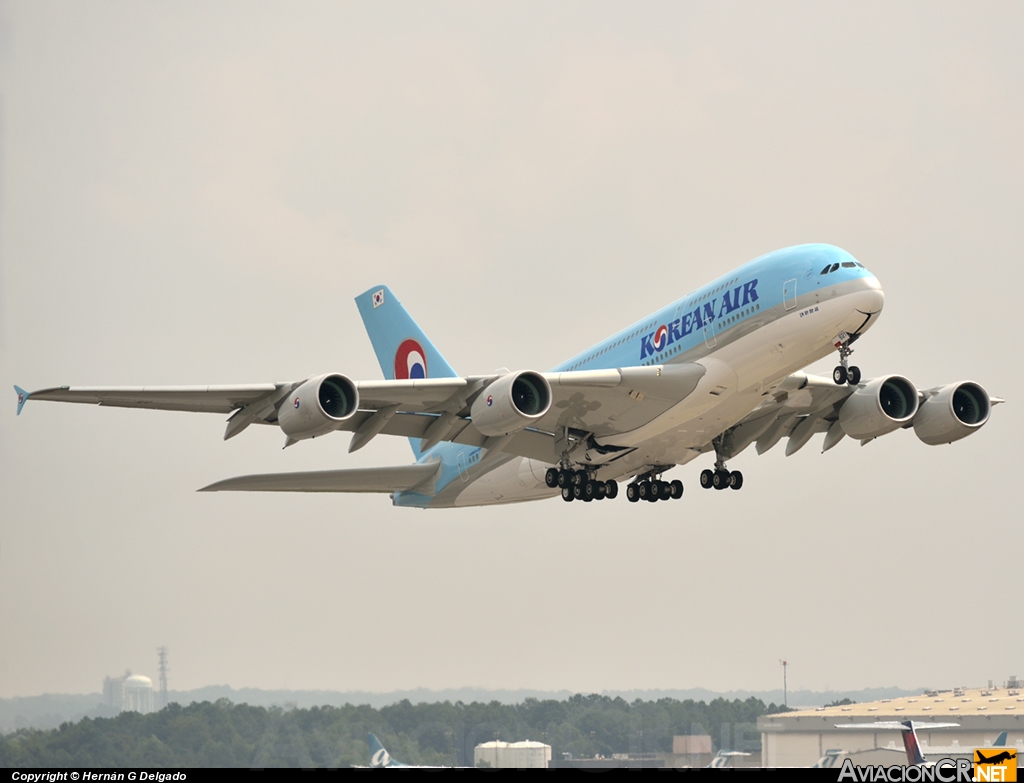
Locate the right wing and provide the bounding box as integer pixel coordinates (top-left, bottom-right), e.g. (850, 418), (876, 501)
(17, 364), (709, 463)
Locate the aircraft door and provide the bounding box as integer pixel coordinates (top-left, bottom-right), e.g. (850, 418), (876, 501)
(456, 451), (469, 482)
(703, 311), (718, 349)
(784, 279), (797, 310)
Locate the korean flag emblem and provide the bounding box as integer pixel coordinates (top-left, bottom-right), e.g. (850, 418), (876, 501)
(372, 289), (385, 309)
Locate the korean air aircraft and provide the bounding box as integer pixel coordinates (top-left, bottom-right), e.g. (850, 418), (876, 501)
(15, 244), (1001, 508)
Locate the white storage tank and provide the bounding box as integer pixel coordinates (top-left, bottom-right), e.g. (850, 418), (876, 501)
(122, 674), (154, 714)
(474, 740), (551, 769)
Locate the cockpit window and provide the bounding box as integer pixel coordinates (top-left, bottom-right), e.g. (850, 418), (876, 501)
(829, 263), (839, 273)
(820, 265), (831, 275)
(855, 262), (865, 268)
(841, 261), (856, 268)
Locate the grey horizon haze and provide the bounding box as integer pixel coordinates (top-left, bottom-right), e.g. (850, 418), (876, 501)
(1, 2), (1021, 701)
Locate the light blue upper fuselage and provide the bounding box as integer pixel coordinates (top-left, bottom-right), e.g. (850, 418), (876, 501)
(394, 244), (875, 507)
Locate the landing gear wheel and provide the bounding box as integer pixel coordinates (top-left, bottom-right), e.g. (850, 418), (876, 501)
(583, 480), (598, 501)
(729, 470), (743, 490)
(670, 479), (684, 499)
(638, 481), (650, 501)
(700, 469), (714, 489)
(833, 366), (848, 385)
(571, 470), (586, 486)
(545, 468), (559, 488)
(712, 470), (731, 490)
(573, 483), (584, 500)
(561, 486), (574, 502)
(557, 469), (572, 488)
(604, 480), (618, 500)
(626, 483), (640, 503)
(846, 366), (861, 385)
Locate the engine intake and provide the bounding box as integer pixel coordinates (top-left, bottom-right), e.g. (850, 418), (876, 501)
(838, 375), (919, 440)
(471, 371), (552, 437)
(277, 373), (359, 441)
(913, 381), (991, 445)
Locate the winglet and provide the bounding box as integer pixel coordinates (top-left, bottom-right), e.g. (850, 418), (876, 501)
(14, 386), (29, 416)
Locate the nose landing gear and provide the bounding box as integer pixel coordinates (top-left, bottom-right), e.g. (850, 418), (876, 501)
(832, 332), (861, 385)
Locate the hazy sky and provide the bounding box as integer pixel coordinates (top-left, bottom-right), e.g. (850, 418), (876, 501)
(2, 1), (1022, 700)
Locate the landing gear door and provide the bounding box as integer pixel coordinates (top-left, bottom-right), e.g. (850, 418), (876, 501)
(783, 279), (797, 310)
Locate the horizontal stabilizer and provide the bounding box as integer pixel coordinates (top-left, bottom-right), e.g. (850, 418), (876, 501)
(199, 461), (441, 494)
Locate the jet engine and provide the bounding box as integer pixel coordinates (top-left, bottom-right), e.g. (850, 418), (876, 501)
(913, 381), (992, 445)
(838, 375), (919, 440)
(277, 373), (359, 441)
(471, 371), (552, 437)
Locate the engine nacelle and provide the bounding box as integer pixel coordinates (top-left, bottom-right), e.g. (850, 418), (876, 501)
(471, 371), (552, 437)
(913, 381), (991, 445)
(838, 375), (919, 440)
(276, 373), (359, 441)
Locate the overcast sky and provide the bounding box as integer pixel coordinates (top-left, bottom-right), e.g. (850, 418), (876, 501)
(1, 1), (1022, 700)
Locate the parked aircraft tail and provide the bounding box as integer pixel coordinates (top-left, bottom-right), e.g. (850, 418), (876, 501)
(355, 285), (459, 459)
(840, 721), (960, 766)
(368, 732), (405, 768)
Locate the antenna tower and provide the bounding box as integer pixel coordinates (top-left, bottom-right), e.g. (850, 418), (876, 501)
(780, 659), (788, 708)
(157, 646), (169, 709)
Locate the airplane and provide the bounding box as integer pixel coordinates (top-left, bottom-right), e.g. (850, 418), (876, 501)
(921, 730), (1012, 758)
(366, 732), (465, 769)
(841, 721), (961, 766)
(14, 243), (1002, 508)
(707, 750), (752, 768)
(367, 732), (407, 768)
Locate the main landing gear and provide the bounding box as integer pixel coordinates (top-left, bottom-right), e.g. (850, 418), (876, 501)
(545, 467), (618, 503)
(700, 439), (744, 491)
(832, 331), (861, 386)
(626, 472), (684, 503)
(699, 467), (743, 490)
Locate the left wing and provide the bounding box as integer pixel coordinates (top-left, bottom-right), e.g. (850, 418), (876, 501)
(199, 462), (442, 494)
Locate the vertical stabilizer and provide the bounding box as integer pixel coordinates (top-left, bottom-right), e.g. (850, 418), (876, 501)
(355, 286), (459, 459)
(900, 721), (926, 765)
(368, 732), (403, 767)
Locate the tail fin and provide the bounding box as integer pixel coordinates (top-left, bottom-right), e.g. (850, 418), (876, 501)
(368, 732), (397, 768)
(355, 286), (459, 459)
(900, 721), (926, 766)
(994, 731), (1008, 747)
(14, 386), (29, 416)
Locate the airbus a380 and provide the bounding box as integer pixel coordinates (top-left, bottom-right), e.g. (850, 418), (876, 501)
(15, 244), (1000, 508)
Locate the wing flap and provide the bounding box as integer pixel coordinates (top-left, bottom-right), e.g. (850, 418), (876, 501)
(199, 461), (442, 494)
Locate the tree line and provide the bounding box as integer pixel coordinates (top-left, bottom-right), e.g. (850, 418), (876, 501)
(0, 693), (789, 767)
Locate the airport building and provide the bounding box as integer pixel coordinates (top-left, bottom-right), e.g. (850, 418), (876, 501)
(758, 683), (1024, 767)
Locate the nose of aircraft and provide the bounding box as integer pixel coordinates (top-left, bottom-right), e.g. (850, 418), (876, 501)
(855, 274), (885, 314)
